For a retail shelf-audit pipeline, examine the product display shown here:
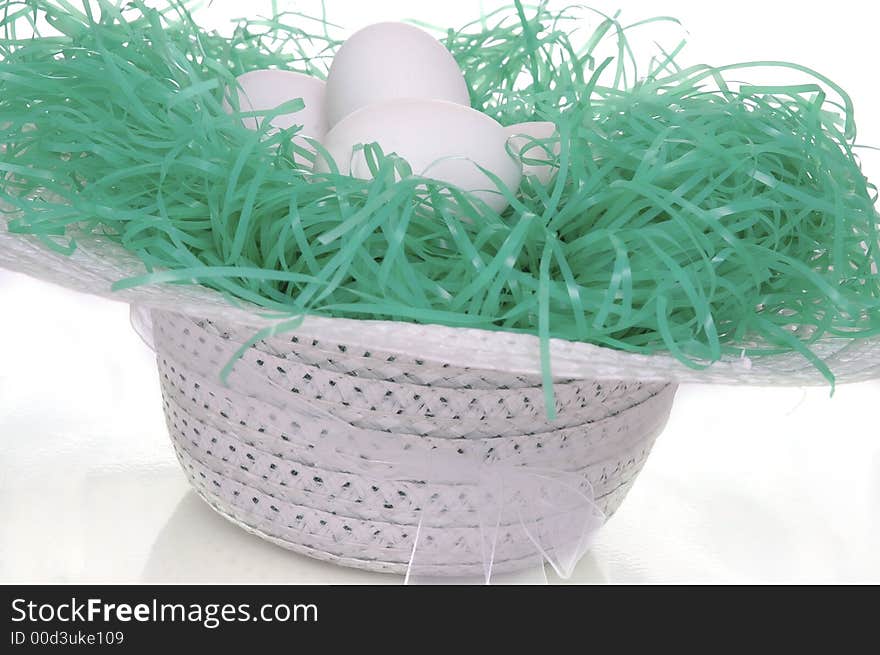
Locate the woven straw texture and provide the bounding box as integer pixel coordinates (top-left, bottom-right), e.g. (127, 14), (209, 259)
(152, 309), (675, 575)
(4, 215), (880, 575)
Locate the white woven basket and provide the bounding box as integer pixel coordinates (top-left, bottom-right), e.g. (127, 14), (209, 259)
(4, 226), (880, 578)
(151, 309), (676, 576)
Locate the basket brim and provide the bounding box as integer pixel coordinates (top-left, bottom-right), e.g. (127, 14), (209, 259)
(3, 223), (880, 386)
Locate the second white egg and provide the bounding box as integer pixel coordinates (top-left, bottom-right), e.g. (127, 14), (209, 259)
(224, 69), (328, 146)
(319, 98), (523, 213)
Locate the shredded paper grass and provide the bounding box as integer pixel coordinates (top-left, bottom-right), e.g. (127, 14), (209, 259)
(2, 0), (879, 384)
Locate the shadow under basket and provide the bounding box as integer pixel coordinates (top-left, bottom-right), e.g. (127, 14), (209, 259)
(151, 309), (678, 577)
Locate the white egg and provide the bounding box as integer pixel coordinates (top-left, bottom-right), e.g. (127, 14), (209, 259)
(224, 69), (328, 146)
(506, 122), (560, 186)
(324, 22), (471, 128)
(318, 98), (522, 212)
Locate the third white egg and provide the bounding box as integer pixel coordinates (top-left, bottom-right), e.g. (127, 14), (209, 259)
(319, 98), (523, 213)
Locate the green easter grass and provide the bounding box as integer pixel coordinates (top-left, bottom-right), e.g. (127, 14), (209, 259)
(2, 0), (879, 388)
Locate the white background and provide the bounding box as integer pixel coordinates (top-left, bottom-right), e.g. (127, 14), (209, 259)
(1, 0), (879, 583)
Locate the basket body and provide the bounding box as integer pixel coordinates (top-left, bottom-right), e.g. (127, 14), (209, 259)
(152, 310), (677, 576)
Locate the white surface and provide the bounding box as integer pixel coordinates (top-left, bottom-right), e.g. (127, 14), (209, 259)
(2, 0), (880, 583)
(1, 270), (879, 584)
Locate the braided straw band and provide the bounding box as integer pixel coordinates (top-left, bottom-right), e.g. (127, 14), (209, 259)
(150, 309), (676, 578)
